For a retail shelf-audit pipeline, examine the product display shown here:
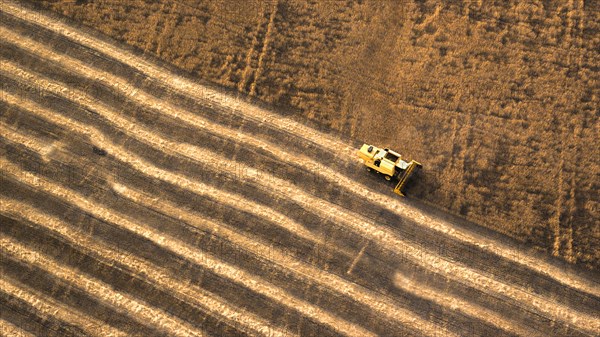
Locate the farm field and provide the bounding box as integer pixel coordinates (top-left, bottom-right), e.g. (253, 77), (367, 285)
(33, 0), (600, 271)
(1, 1), (599, 336)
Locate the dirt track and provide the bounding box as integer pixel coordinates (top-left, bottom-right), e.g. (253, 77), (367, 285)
(1, 1), (599, 336)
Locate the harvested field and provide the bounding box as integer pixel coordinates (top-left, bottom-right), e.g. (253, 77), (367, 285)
(1, 1), (599, 336)
(33, 0), (600, 271)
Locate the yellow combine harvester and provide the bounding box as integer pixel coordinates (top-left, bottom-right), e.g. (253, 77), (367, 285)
(357, 144), (422, 196)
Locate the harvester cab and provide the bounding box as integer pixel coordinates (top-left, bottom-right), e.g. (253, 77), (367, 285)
(357, 144), (422, 196)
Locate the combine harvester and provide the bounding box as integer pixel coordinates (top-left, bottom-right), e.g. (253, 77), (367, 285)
(358, 144), (421, 196)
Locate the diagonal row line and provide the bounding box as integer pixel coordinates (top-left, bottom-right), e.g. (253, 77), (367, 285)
(0, 318), (36, 337)
(0, 197), (292, 337)
(0, 153), (376, 337)
(0, 64), (445, 333)
(1, 72), (524, 336)
(0, 2), (357, 159)
(1, 235), (206, 337)
(0, 102), (450, 336)
(393, 272), (544, 337)
(0, 64), (321, 246)
(0, 278), (126, 337)
(110, 182), (453, 336)
(2, 67), (597, 335)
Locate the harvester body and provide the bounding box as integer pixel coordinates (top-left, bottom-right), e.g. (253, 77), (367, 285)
(357, 144), (421, 196)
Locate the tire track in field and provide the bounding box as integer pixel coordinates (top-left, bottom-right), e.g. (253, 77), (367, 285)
(0, 275), (128, 337)
(0, 198), (292, 337)
(0, 13), (596, 301)
(2, 79), (597, 335)
(1, 236), (205, 337)
(4, 72), (599, 337)
(0, 157), (376, 337)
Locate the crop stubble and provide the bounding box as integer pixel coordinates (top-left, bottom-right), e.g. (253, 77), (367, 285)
(1, 1), (599, 336)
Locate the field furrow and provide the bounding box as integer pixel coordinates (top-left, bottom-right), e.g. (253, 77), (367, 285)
(0, 124), (492, 329)
(0, 105), (452, 336)
(0, 0), (356, 160)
